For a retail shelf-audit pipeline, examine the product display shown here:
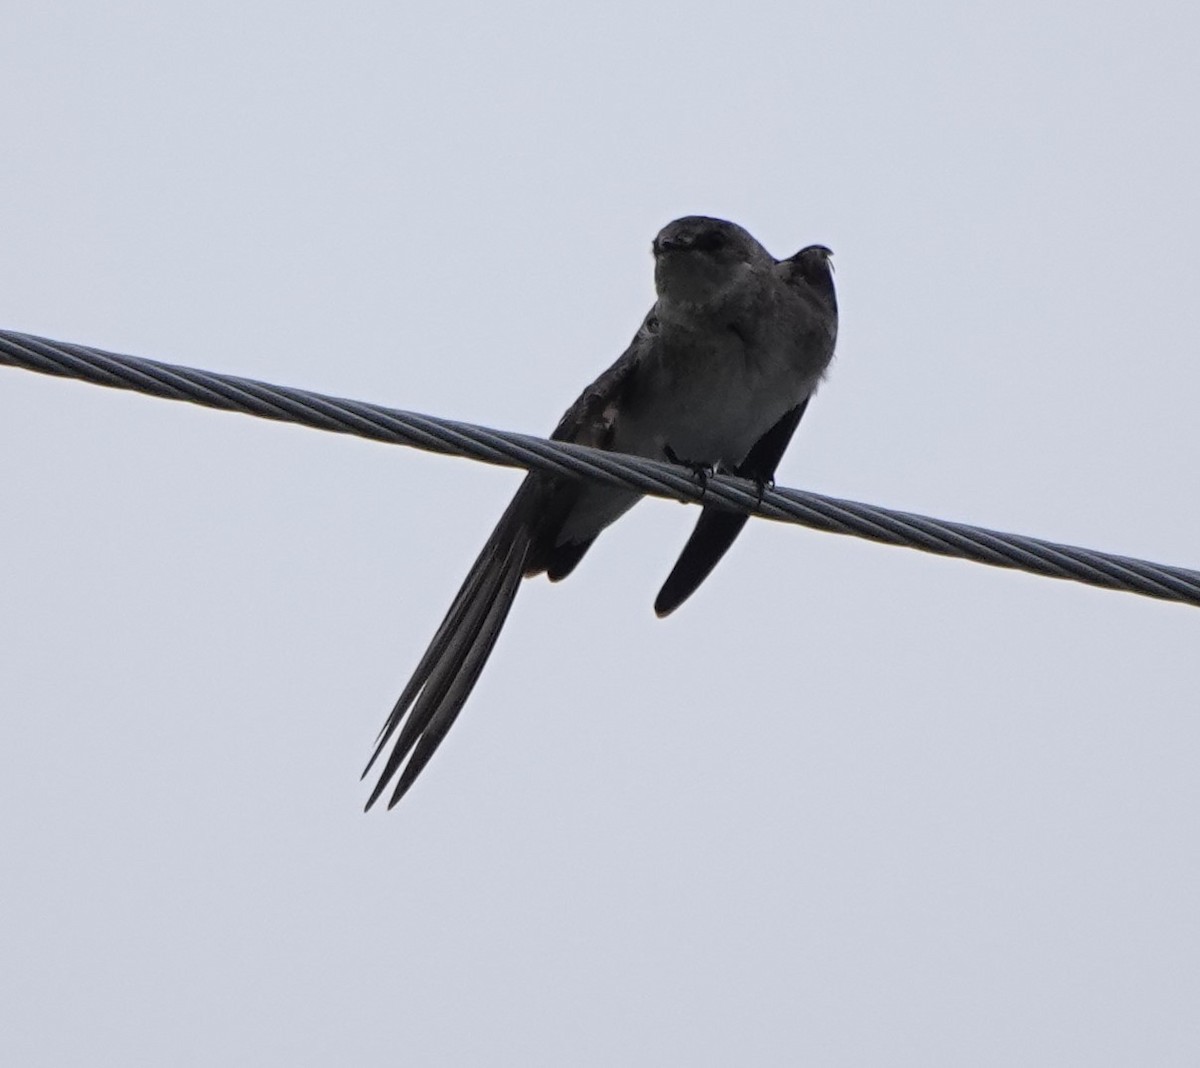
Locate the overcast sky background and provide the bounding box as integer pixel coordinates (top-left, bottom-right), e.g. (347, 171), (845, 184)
(3, 2), (1199, 1064)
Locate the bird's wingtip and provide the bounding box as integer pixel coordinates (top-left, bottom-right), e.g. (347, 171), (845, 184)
(653, 589), (680, 618)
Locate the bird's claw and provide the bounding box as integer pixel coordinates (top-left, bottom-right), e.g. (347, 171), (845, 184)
(664, 445), (715, 500)
(753, 475), (774, 506)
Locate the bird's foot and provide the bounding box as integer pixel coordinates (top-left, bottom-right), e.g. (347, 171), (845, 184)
(753, 475), (775, 507)
(664, 445), (715, 499)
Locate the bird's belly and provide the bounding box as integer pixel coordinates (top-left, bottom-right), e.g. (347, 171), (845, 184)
(554, 336), (815, 548)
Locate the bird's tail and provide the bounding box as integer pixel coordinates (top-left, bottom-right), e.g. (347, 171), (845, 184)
(362, 488), (535, 810)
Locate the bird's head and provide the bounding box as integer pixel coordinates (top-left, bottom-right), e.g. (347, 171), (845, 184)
(652, 216), (771, 311)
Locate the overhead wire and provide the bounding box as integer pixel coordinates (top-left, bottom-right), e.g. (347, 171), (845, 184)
(3, 327), (1197, 609)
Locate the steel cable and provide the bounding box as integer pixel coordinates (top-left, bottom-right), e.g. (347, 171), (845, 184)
(3, 327), (1197, 608)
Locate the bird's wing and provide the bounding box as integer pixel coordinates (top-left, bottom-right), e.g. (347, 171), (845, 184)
(653, 399), (808, 618)
(525, 316), (652, 581)
(548, 317), (651, 447)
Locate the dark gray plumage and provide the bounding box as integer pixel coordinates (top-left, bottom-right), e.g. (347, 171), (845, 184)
(364, 216), (838, 808)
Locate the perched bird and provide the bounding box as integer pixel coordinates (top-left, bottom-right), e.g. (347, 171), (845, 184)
(364, 216), (838, 808)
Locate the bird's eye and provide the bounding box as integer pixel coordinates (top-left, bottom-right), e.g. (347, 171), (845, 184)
(691, 231), (728, 253)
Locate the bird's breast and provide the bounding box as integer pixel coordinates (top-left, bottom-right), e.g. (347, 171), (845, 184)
(617, 327), (812, 469)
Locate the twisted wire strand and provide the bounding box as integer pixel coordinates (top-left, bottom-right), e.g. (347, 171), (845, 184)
(3, 327), (1198, 609)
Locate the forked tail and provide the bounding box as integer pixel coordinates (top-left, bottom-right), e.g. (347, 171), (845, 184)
(363, 495), (534, 809)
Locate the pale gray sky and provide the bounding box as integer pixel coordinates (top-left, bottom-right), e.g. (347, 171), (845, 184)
(3, 2), (1199, 1064)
